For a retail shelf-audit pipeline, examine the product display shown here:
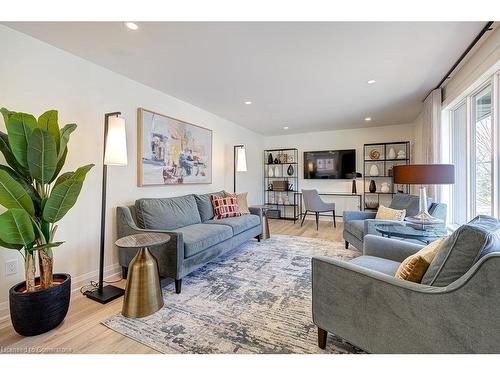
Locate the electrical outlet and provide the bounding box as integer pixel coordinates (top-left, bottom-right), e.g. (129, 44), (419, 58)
(5, 259), (18, 276)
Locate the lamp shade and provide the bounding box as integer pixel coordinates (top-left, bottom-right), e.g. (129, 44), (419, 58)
(104, 116), (128, 166)
(393, 164), (454, 185)
(236, 146), (247, 172)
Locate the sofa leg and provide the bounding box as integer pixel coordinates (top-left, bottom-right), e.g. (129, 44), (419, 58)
(318, 327), (327, 349)
(333, 210), (336, 228)
(175, 279), (182, 294)
(255, 235), (261, 242)
(345, 241), (349, 249)
(121, 266), (128, 279)
(315, 212), (319, 230)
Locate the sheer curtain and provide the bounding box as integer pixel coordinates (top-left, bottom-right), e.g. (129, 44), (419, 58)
(421, 88), (442, 200)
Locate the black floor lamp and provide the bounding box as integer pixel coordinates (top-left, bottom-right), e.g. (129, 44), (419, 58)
(233, 145), (247, 192)
(86, 112), (128, 304)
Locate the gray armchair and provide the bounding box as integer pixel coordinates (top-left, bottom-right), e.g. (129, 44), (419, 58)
(312, 234), (500, 353)
(300, 189), (336, 230)
(343, 193), (446, 251)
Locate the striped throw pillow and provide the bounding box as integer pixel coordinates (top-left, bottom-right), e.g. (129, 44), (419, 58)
(211, 195), (242, 220)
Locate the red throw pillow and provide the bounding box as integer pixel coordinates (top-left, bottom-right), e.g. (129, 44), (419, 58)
(211, 195), (242, 220)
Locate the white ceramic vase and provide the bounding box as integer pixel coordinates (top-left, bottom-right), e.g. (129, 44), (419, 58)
(369, 164), (379, 177)
(268, 166), (274, 177)
(380, 182), (390, 193)
(388, 147), (396, 159)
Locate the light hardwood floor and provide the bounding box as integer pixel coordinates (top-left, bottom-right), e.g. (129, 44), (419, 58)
(0, 219), (344, 354)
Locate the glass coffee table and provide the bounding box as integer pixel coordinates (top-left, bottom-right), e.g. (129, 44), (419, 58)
(374, 223), (451, 244)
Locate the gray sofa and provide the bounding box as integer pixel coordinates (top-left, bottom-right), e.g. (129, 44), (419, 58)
(116, 192), (262, 293)
(343, 193), (447, 251)
(313, 216), (500, 353)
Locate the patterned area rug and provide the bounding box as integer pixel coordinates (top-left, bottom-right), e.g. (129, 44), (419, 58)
(102, 234), (363, 354)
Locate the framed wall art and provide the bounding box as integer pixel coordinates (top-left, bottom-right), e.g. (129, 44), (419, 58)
(137, 108), (213, 186)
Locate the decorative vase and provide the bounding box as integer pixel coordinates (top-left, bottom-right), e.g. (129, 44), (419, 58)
(397, 150), (406, 159)
(283, 195), (290, 205)
(9, 274), (71, 336)
(287, 164), (294, 176)
(388, 147), (396, 159)
(277, 193), (283, 205)
(268, 153), (274, 164)
(274, 157), (279, 164)
(365, 197), (379, 210)
(380, 182), (390, 193)
(369, 164), (379, 176)
(369, 180), (377, 193)
(275, 166), (281, 177)
(268, 166), (274, 177)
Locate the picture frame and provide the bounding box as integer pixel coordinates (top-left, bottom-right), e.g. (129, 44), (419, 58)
(137, 108), (213, 186)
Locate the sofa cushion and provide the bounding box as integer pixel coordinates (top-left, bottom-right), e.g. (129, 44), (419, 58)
(135, 195), (201, 230)
(173, 223), (233, 258)
(206, 214), (260, 235)
(389, 193), (431, 218)
(375, 205), (406, 221)
(422, 215), (500, 286)
(349, 255), (401, 276)
(211, 195), (242, 219)
(224, 191), (250, 214)
(344, 220), (364, 240)
(194, 191), (224, 222)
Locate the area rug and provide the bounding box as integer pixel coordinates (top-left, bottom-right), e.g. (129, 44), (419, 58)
(102, 234), (364, 354)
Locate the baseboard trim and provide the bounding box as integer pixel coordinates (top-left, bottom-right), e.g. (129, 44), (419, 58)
(0, 263), (122, 323)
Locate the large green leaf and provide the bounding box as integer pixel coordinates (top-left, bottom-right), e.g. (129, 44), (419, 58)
(0, 165), (41, 216)
(0, 208), (35, 246)
(27, 128), (58, 184)
(42, 164), (94, 223)
(58, 123), (76, 160)
(6, 112), (37, 168)
(0, 237), (23, 250)
(0, 169), (35, 214)
(38, 110), (60, 149)
(0, 131), (31, 179)
(49, 146), (67, 184)
(0, 107), (16, 125)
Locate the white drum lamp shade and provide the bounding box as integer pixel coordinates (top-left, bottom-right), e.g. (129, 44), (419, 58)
(104, 116), (128, 166)
(236, 146), (247, 172)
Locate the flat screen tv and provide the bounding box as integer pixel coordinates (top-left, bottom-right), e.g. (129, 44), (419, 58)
(303, 149), (356, 179)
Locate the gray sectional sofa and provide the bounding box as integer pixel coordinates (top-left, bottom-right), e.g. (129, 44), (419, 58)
(116, 192), (262, 293)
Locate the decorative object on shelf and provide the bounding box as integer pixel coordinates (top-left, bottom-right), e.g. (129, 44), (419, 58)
(365, 197), (379, 209)
(387, 167), (393, 177)
(268, 183), (273, 191)
(287, 154), (294, 163)
(0, 107), (94, 336)
(274, 157), (279, 164)
(279, 154), (287, 163)
(288, 183), (294, 191)
(277, 193), (284, 205)
(347, 172), (362, 194)
(273, 180), (288, 191)
(397, 185), (404, 193)
(115, 233), (169, 318)
(283, 195), (290, 205)
(393, 164), (455, 225)
(380, 182), (390, 193)
(287, 164), (294, 176)
(369, 164), (379, 176)
(268, 153), (274, 164)
(137, 108), (212, 186)
(233, 145), (247, 192)
(397, 150), (406, 159)
(369, 180), (377, 193)
(388, 147), (396, 159)
(269, 194), (275, 204)
(275, 165), (281, 177)
(369, 149), (381, 160)
(268, 166), (274, 177)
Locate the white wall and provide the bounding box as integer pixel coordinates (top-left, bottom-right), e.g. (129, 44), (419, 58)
(0, 25), (264, 318)
(265, 123), (415, 214)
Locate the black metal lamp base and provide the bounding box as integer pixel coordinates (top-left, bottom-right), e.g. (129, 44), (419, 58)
(85, 285), (124, 304)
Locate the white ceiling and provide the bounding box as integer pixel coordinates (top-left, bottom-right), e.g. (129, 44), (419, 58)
(5, 22), (486, 135)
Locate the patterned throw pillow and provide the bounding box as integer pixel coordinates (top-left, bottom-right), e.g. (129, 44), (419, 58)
(375, 205), (406, 221)
(223, 191), (250, 214)
(395, 237), (447, 283)
(211, 195), (242, 220)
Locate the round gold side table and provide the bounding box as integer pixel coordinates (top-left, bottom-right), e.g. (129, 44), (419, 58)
(115, 233), (170, 318)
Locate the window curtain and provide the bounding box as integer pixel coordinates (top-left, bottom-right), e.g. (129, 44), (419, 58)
(421, 88), (442, 200)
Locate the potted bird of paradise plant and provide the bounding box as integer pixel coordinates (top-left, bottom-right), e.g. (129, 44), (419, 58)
(0, 107), (93, 336)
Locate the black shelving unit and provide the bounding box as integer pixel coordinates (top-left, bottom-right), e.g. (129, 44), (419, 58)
(264, 148), (299, 221)
(363, 142), (410, 211)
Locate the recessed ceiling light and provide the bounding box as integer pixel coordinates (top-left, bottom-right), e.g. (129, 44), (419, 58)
(125, 22), (139, 31)
(364, 117), (372, 122)
(283, 126), (289, 130)
(367, 80), (376, 84)
(244, 101), (252, 105)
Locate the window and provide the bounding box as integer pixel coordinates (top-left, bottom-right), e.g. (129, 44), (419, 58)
(445, 70), (499, 225)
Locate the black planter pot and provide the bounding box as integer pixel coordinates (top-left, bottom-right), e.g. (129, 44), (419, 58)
(9, 273), (71, 336)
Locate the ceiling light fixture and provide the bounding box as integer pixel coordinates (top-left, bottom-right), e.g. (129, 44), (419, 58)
(367, 80), (376, 84)
(244, 101), (252, 105)
(283, 126), (289, 130)
(365, 117), (372, 122)
(125, 22), (139, 31)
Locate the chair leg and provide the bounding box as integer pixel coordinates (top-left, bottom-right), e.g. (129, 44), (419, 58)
(121, 266), (128, 279)
(318, 327), (327, 349)
(301, 210), (308, 227)
(345, 240), (349, 249)
(315, 212), (319, 230)
(175, 279), (182, 294)
(333, 210), (336, 228)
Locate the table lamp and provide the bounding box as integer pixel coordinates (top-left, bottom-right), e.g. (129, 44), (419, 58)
(393, 164), (454, 225)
